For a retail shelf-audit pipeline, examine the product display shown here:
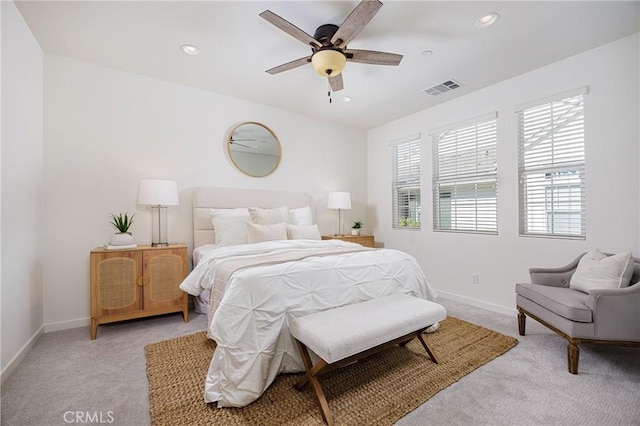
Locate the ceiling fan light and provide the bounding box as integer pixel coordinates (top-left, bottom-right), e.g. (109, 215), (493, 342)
(311, 49), (347, 77)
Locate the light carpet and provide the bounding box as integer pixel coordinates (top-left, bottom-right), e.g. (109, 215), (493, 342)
(145, 317), (517, 425)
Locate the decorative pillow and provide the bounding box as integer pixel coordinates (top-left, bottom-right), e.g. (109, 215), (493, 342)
(249, 206), (289, 225)
(210, 208), (250, 247)
(287, 224), (321, 240)
(289, 206), (313, 226)
(569, 249), (634, 293)
(247, 222), (288, 244)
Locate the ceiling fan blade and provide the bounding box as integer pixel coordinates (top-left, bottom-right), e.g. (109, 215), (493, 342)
(266, 56), (312, 74)
(345, 49), (403, 66)
(330, 0), (383, 48)
(329, 74), (344, 92)
(260, 10), (321, 48)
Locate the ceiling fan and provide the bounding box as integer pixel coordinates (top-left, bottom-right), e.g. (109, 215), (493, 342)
(260, 0), (403, 93)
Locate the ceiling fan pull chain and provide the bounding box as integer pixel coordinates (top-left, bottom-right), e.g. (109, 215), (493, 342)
(328, 82), (332, 103)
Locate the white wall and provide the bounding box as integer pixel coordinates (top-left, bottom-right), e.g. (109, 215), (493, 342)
(43, 55), (368, 328)
(367, 34), (640, 313)
(1, 1), (44, 375)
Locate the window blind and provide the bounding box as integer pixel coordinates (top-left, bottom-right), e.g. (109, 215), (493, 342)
(518, 92), (586, 238)
(432, 115), (498, 234)
(392, 136), (421, 229)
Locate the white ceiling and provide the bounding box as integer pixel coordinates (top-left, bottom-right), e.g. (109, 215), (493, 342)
(15, 1), (640, 130)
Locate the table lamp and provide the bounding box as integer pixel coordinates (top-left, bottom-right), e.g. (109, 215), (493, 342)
(137, 179), (179, 247)
(327, 191), (352, 236)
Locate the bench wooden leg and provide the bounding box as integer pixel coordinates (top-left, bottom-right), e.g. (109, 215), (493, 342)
(294, 340), (334, 426)
(397, 328), (440, 364)
(417, 333), (440, 364)
(293, 327), (441, 425)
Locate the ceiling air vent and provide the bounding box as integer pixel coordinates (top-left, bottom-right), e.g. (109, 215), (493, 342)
(424, 79), (463, 96)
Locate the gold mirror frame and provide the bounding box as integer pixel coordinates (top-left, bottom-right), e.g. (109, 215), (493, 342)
(227, 122), (281, 177)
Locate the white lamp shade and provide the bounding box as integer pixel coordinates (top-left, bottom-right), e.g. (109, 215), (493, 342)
(327, 191), (352, 210)
(137, 179), (179, 206)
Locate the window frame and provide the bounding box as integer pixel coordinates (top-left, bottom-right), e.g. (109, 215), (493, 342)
(516, 87), (588, 239)
(431, 112), (498, 235)
(391, 134), (422, 230)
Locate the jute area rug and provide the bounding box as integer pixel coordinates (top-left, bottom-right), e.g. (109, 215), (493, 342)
(145, 317), (517, 425)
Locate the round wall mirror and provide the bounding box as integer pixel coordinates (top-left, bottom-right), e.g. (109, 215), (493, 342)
(227, 122), (281, 177)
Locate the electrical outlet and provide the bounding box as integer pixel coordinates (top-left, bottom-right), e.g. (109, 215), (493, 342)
(472, 274), (479, 285)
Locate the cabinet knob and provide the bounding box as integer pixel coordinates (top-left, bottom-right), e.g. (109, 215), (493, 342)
(137, 276), (150, 286)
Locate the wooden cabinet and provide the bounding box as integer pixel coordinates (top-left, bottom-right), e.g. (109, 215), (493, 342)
(90, 244), (188, 339)
(321, 234), (375, 248)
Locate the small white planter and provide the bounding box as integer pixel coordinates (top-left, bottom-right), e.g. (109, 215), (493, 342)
(351, 229), (361, 236)
(110, 232), (134, 246)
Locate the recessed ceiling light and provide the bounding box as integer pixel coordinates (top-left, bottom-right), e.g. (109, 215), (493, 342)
(421, 50), (433, 57)
(343, 96), (353, 103)
(180, 44), (201, 56)
(475, 13), (500, 29)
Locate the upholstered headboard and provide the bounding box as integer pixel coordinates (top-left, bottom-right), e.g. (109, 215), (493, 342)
(192, 187), (316, 248)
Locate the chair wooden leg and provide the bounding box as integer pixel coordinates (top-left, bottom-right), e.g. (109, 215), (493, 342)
(567, 340), (580, 374)
(517, 310), (526, 336)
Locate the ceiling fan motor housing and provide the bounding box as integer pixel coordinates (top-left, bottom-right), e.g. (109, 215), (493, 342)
(311, 24), (346, 77)
(313, 24), (339, 45)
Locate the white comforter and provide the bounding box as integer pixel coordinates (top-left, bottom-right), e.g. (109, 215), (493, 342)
(179, 239), (437, 407)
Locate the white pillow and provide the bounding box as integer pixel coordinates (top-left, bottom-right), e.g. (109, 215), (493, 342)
(249, 206), (289, 225)
(287, 224), (321, 240)
(569, 249), (634, 293)
(211, 208), (250, 247)
(247, 222), (288, 243)
(289, 206), (313, 226)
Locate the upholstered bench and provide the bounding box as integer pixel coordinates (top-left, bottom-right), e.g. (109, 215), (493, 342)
(289, 293), (447, 425)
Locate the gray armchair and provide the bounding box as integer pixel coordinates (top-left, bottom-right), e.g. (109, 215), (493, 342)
(516, 253), (640, 374)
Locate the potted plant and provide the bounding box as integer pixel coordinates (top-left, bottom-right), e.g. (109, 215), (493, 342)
(109, 212), (136, 246)
(351, 220), (363, 236)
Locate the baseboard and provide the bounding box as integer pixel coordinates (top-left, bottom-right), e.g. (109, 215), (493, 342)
(44, 317), (90, 333)
(1, 325), (45, 388)
(437, 290), (518, 317)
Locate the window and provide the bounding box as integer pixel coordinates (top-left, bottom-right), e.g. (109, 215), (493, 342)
(432, 113), (498, 234)
(517, 87), (587, 238)
(392, 135), (421, 229)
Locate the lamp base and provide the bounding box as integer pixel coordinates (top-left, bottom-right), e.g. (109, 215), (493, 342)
(151, 205), (170, 248)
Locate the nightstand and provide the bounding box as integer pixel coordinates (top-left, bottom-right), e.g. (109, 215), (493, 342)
(321, 234), (375, 248)
(89, 243), (188, 339)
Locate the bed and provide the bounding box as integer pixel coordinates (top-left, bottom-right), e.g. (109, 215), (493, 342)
(180, 187), (438, 407)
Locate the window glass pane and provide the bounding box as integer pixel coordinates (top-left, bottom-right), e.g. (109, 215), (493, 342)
(432, 116), (498, 234)
(518, 94), (585, 238)
(392, 138), (421, 229)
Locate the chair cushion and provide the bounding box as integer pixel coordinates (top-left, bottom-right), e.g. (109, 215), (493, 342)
(569, 249), (634, 293)
(516, 283), (592, 323)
